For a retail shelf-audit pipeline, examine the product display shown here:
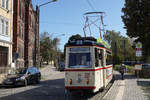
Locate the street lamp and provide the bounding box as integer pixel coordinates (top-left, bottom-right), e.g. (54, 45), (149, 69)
(39, 0), (57, 8)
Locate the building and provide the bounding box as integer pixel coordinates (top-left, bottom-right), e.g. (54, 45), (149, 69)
(25, 0), (39, 67)
(12, 0), (40, 68)
(0, 0), (13, 82)
(13, 0), (25, 68)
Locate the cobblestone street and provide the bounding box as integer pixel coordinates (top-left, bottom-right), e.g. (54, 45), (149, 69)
(104, 71), (150, 100)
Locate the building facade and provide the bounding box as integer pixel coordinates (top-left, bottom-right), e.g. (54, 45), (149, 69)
(12, 0), (39, 68)
(0, 0), (13, 83)
(25, 0), (39, 67)
(13, 0), (25, 68)
(0, 0), (13, 68)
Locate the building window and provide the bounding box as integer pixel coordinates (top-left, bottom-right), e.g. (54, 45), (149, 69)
(6, 0), (8, 10)
(0, 19), (2, 34)
(19, 0), (21, 17)
(19, 24), (21, 38)
(22, 25), (24, 40)
(1, 19), (4, 35)
(1, 0), (9, 10)
(5, 21), (8, 35)
(0, 17), (9, 36)
(2, 0), (5, 8)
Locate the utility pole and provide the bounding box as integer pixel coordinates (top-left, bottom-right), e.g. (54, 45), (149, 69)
(123, 39), (126, 61)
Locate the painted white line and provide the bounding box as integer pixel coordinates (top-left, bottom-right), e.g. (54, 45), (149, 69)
(115, 80), (125, 100)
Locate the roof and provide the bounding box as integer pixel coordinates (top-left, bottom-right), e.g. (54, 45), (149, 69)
(65, 37), (109, 49)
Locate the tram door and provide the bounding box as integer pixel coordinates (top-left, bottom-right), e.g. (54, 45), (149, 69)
(95, 48), (104, 89)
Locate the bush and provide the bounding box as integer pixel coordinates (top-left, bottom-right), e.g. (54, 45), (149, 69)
(114, 65), (121, 71)
(125, 65), (134, 73)
(114, 64), (134, 74)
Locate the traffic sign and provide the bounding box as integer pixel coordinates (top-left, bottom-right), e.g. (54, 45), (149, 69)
(136, 42), (142, 49)
(135, 64), (142, 70)
(136, 42), (142, 57)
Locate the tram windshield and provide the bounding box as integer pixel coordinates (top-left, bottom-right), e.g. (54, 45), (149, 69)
(68, 53), (91, 68)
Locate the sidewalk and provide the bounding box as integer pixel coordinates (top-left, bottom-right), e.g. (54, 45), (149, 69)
(104, 71), (150, 100)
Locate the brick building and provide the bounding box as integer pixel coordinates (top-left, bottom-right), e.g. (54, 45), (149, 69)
(24, 0), (39, 67)
(13, 0), (40, 68)
(13, 0), (25, 68)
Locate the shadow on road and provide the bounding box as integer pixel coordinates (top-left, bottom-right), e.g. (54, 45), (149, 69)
(0, 79), (65, 100)
(137, 80), (150, 98)
(0, 78), (109, 100)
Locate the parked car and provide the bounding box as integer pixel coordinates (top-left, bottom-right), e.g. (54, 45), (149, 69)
(3, 67), (41, 86)
(58, 62), (65, 71)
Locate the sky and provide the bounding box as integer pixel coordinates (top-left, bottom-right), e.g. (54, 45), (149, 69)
(32, 0), (126, 51)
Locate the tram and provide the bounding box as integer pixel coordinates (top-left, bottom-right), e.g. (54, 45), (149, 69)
(65, 37), (113, 97)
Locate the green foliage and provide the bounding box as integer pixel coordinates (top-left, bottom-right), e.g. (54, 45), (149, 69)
(40, 32), (61, 64)
(125, 65), (134, 73)
(104, 30), (135, 64)
(114, 65), (120, 71)
(114, 64), (134, 74)
(68, 34), (81, 41)
(122, 0), (150, 62)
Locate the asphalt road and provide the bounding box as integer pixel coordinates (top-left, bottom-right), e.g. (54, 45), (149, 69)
(0, 65), (106, 100)
(0, 65), (65, 100)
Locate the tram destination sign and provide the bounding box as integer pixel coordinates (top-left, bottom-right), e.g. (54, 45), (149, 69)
(70, 47), (90, 53)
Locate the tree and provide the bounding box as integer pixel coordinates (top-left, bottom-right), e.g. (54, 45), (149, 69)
(40, 32), (53, 64)
(122, 0), (150, 62)
(104, 30), (135, 64)
(68, 34), (81, 41)
(40, 32), (60, 65)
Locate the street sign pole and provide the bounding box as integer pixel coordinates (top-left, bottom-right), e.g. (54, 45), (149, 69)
(135, 42), (142, 81)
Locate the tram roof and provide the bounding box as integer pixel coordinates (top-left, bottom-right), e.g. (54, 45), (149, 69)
(65, 37), (111, 50)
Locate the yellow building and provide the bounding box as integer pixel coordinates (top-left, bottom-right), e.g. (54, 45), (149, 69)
(0, 0), (13, 82)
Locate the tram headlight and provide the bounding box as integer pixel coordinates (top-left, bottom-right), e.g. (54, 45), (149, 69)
(86, 79), (89, 84)
(69, 79), (72, 84)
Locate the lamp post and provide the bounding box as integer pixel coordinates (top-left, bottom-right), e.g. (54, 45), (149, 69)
(35, 0), (57, 67)
(39, 0), (57, 8)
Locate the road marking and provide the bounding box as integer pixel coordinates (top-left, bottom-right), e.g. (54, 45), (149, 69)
(115, 80), (125, 100)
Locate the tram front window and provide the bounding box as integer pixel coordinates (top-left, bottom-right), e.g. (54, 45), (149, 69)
(69, 53), (91, 68)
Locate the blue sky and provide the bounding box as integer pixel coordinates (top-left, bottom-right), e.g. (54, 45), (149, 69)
(32, 0), (126, 51)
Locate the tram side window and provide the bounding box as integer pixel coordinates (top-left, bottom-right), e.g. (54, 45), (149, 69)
(106, 51), (112, 65)
(95, 48), (103, 67)
(95, 48), (98, 67)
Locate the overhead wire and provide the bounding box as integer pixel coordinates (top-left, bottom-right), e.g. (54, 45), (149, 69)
(86, 0), (96, 11)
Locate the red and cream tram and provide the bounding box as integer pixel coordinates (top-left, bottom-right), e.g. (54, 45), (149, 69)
(65, 37), (113, 97)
